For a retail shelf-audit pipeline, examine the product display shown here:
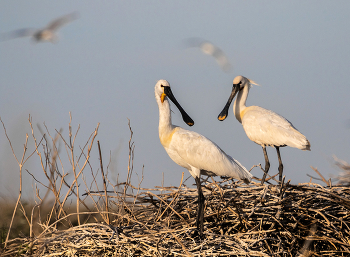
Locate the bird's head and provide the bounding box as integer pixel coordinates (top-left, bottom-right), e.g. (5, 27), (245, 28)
(233, 75), (259, 90)
(155, 79), (170, 103)
(218, 76), (259, 121)
(155, 80), (194, 126)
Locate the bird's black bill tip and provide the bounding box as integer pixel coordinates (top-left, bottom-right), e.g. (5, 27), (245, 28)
(182, 113), (194, 126)
(218, 115), (227, 121)
(218, 113), (227, 121)
(186, 120), (194, 126)
(218, 108), (228, 121)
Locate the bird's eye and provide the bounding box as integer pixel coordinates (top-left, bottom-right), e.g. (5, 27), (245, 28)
(238, 81), (242, 85)
(160, 85), (164, 88)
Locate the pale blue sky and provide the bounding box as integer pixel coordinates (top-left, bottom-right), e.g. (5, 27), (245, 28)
(1, 1), (350, 198)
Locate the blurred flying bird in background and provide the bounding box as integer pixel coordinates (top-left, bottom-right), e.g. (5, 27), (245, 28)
(0, 12), (79, 43)
(184, 37), (232, 73)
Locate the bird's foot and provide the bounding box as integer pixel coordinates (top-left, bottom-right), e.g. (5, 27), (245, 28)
(278, 177), (290, 199)
(190, 228), (204, 240)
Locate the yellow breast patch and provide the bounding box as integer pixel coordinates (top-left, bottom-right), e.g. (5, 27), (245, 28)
(160, 127), (179, 147)
(240, 107), (250, 120)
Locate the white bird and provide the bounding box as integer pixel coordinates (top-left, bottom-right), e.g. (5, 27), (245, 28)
(184, 37), (232, 73)
(218, 75), (310, 185)
(155, 79), (252, 237)
(0, 12), (79, 43)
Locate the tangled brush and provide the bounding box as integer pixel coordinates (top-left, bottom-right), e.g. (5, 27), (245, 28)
(3, 176), (350, 257)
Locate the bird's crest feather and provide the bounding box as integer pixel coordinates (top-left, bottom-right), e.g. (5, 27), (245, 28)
(248, 79), (260, 87)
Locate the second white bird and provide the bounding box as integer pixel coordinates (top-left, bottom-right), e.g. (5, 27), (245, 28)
(218, 75), (310, 185)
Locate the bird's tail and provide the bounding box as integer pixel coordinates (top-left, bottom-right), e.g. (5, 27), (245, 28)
(286, 131), (311, 151)
(227, 155), (252, 184)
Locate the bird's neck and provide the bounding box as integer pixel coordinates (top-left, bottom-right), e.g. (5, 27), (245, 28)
(233, 85), (249, 123)
(157, 97), (174, 136)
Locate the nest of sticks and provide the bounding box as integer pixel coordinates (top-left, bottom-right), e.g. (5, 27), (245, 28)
(3, 174), (350, 257)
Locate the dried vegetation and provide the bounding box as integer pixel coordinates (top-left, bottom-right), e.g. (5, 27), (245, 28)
(1, 116), (350, 256)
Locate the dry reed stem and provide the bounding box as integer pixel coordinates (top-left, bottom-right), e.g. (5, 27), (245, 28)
(67, 112), (81, 225)
(98, 140), (110, 224)
(1, 117), (30, 248)
(124, 118), (135, 201)
(310, 166), (330, 187)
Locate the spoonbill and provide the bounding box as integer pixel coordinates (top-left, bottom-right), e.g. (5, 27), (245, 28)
(184, 37), (232, 73)
(0, 12), (79, 43)
(218, 76), (310, 185)
(155, 79), (252, 237)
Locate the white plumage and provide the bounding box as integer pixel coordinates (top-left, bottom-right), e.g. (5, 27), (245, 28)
(162, 127), (250, 181)
(155, 79), (251, 237)
(241, 106), (310, 150)
(218, 75), (310, 184)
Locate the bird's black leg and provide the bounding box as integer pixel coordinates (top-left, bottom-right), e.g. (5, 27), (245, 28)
(275, 146), (283, 184)
(195, 176), (205, 238)
(261, 146), (270, 185)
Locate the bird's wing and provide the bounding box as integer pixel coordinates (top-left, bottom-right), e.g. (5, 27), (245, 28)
(183, 37), (203, 48)
(171, 128), (251, 180)
(203, 43), (232, 73)
(242, 106), (308, 149)
(46, 12), (79, 31)
(0, 28), (36, 41)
